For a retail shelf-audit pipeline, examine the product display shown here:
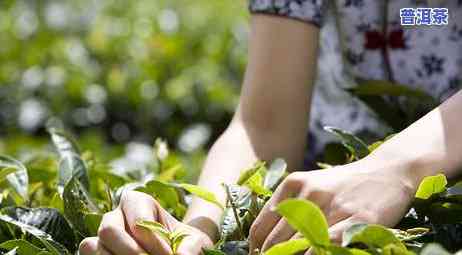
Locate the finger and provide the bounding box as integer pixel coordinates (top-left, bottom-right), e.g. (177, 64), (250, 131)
(79, 237), (113, 255)
(79, 237), (98, 255)
(261, 218), (295, 252)
(328, 216), (365, 244)
(120, 191), (172, 255)
(304, 247), (314, 255)
(249, 174), (303, 252)
(175, 232), (210, 255)
(98, 209), (146, 255)
(260, 186), (336, 252)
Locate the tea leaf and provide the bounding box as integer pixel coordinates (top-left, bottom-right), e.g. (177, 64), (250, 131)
(48, 128), (89, 195)
(243, 171), (272, 198)
(83, 213), (103, 236)
(0, 207), (76, 251)
(203, 249), (227, 255)
(415, 174), (447, 200)
(324, 127), (369, 160)
(0, 239), (42, 255)
(263, 238), (310, 255)
(0, 155), (29, 201)
(342, 224), (406, 250)
(176, 183), (224, 209)
(350, 80), (435, 101)
(220, 184), (251, 242)
(237, 161), (265, 186)
(0, 214), (70, 255)
(136, 220), (170, 244)
(170, 231), (188, 253)
(138, 180), (184, 217)
(275, 199), (330, 247)
(63, 174), (99, 236)
(263, 158), (287, 191)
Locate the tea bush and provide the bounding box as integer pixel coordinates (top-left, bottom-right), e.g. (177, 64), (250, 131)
(1, 124), (462, 255)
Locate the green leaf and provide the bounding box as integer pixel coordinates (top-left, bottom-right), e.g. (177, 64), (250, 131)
(317, 162), (334, 169)
(263, 239), (310, 255)
(203, 249), (227, 255)
(0, 214), (70, 255)
(57, 153), (89, 196)
(170, 231), (188, 253)
(0, 155), (29, 200)
(220, 184), (252, 242)
(49, 194), (63, 213)
(237, 161), (265, 186)
(275, 199), (330, 246)
(350, 80), (435, 101)
(0, 168), (17, 182)
(135, 220), (170, 244)
(382, 244), (415, 255)
(0, 239), (42, 255)
(0, 207), (76, 251)
(368, 141), (384, 152)
(324, 127), (370, 160)
(4, 247), (18, 255)
(323, 143), (350, 165)
(243, 171), (272, 197)
(63, 174), (99, 236)
(84, 213), (103, 236)
(389, 228), (430, 242)
(348, 249), (373, 255)
(415, 174), (447, 200)
(263, 158), (287, 191)
(138, 180), (184, 217)
(324, 245), (370, 255)
(48, 128), (89, 195)
(47, 128), (80, 156)
(175, 183), (224, 209)
(342, 224), (406, 250)
(349, 94), (407, 131)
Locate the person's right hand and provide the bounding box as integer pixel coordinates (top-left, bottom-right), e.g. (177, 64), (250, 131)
(79, 191), (213, 255)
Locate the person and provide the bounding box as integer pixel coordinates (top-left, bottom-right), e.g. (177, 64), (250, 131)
(79, 1), (462, 254)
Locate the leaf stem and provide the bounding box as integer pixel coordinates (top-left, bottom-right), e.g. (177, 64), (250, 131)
(224, 185), (244, 239)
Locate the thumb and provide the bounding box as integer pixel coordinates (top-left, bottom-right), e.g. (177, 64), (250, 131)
(175, 235), (207, 255)
(175, 225), (213, 255)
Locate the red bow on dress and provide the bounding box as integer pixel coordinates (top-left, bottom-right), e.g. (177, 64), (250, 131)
(364, 29), (406, 49)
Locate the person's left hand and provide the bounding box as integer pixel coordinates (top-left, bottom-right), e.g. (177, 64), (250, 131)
(78, 191), (213, 255)
(249, 158), (418, 254)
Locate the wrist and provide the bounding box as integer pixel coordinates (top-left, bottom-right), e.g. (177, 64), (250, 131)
(364, 148), (444, 191)
(184, 216), (219, 242)
(363, 153), (441, 192)
(183, 199), (224, 242)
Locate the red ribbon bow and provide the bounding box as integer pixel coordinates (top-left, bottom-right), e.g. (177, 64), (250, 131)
(364, 29), (406, 50)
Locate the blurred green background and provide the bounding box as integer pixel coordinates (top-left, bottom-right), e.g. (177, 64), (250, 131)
(0, 0), (249, 177)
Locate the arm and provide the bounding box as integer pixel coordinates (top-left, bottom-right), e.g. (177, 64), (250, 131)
(183, 14), (321, 241)
(369, 90), (462, 186)
(79, 14), (321, 255)
(250, 90), (462, 252)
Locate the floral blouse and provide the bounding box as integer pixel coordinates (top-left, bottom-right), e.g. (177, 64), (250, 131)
(249, 0), (462, 166)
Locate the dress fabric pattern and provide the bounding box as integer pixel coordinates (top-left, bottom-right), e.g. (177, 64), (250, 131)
(248, 0), (462, 165)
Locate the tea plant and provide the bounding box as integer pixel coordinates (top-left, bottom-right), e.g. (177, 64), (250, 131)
(0, 126), (462, 255)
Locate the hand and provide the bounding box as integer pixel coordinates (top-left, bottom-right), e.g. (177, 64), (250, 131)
(79, 191), (213, 255)
(249, 158), (417, 253)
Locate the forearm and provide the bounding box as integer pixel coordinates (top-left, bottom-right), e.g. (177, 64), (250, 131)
(368, 90), (462, 188)
(182, 122), (259, 241)
(182, 120), (307, 241)
(182, 14), (319, 241)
